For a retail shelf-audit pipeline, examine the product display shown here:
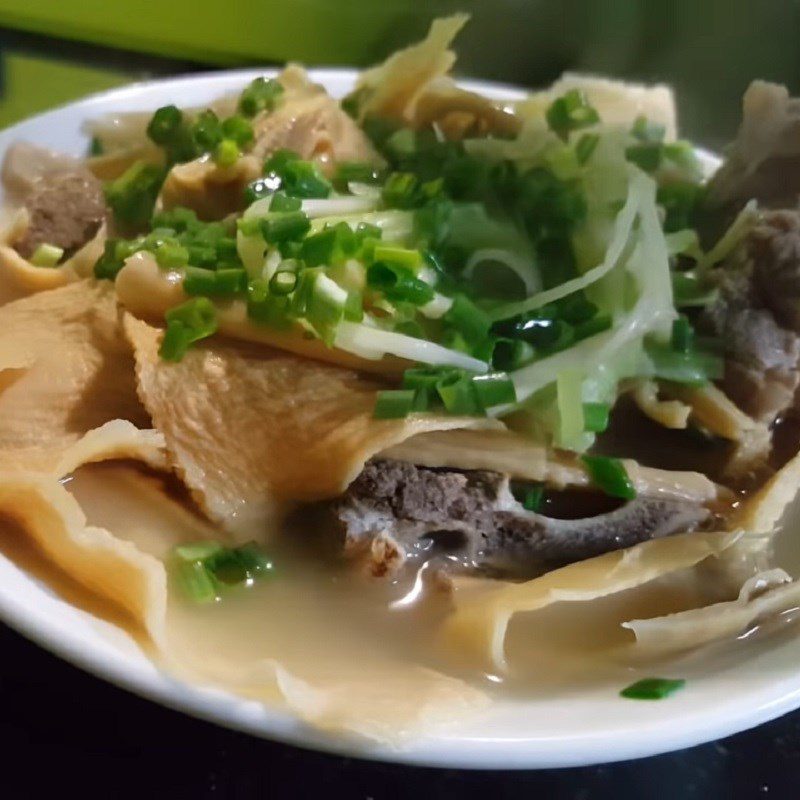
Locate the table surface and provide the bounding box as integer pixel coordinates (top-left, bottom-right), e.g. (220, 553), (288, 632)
(2, 622), (797, 799)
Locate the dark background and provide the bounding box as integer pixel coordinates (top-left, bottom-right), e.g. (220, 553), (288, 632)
(3, 620), (799, 798)
(2, 5), (800, 797)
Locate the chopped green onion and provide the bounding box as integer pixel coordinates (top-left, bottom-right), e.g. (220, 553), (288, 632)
(146, 105), (198, 164)
(581, 455), (636, 500)
(173, 542), (224, 562)
(159, 297), (218, 361)
(233, 541), (274, 575)
(306, 272), (347, 343)
(367, 262), (434, 306)
(214, 138), (240, 168)
(174, 560), (218, 604)
(671, 272), (717, 308)
(371, 244), (420, 270)
(626, 143), (662, 173)
(583, 402), (611, 433)
(671, 316), (694, 353)
(236, 217), (263, 237)
(402, 367), (451, 392)
(575, 133), (600, 165)
(334, 161), (384, 186)
(147, 105), (183, 146)
(269, 269), (297, 295)
(183, 267), (247, 298)
(657, 182), (703, 233)
(152, 206), (199, 233)
(264, 150), (331, 198)
(170, 540), (274, 602)
(159, 321), (195, 362)
(154, 241), (189, 270)
(382, 171), (420, 209)
(105, 160), (165, 228)
(238, 77), (284, 117)
(269, 191), (302, 212)
(300, 228), (337, 266)
(471, 372), (516, 408)
(490, 338), (535, 371)
(244, 177), (277, 205)
(631, 115), (666, 144)
(260, 211), (310, 243)
(247, 278), (292, 328)
(435, 371), (481, 415)
(374, 389), (416, 419)
(344, 289), (364, 322)
(444, 294), (491, 346)
(546, 90), (600, 140)
(29, 243), (64, 267)
(221, 114), (254, 148)
(522, 485), (544, 512)
(191, 109), (223, 151)
(620, 677), (685, 700)
(646, 341), (724, 385)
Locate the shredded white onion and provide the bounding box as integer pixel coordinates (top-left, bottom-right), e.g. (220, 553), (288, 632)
(487, 169), (644, 322)
(301, 195), (379, 218)
(506, 172), (673, 405)
(236, 229), (268, 277)
(463, 248), (541, 295)
(334, 321), (489, 372)
(419, 293), (454, 319)
(346, 182), (382, 198)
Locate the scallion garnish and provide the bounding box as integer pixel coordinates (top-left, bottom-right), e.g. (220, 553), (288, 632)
(159, 297), (218, 361)
(671, 273), (717, 308)
(214, 138), (240, 168)
(581, 455), (636, 500)
(625, 143), (662, 173)
(471, 372), (516, 408)
(620, 677), (685, 700)
(546, 90), (600, 140)
(260, 211), (311, 244)
(645, 341), (724, 386)
(221, 114), (254, 148)
(264, 149), (331, 198)
(269, 269), (297, 296)
(154, 240), (189, 270)
(29, 243), (64, 268)
(269, 191), (302, 212)
(367, 262), (434, 306)
(671, 315), (694, 354)
(333, 161), (384, 187)
(435, 370), (482, 415)
(582, 402), (611, 433)
(522, 485), (544, 512)
(444, 294), (491, 347)
(104, 160), (165, 228)
(238, 76), (284, 117)
(374, 389), (417, 419)
(170, 540), (274, 603)
(575, 132), (600, 165)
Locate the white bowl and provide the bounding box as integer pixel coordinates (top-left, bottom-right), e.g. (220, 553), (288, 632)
(1, 69), (799, 770)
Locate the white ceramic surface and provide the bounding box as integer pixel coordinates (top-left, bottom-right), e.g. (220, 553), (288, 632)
(1, 70), (800, 770)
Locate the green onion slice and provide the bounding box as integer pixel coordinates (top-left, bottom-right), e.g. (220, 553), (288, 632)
(374, 389), (417, 419)
(581, 455), (636, 500)
(620, 677), (685, 700)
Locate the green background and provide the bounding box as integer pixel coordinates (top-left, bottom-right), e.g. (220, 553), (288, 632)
(0, 1), (798, 147)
